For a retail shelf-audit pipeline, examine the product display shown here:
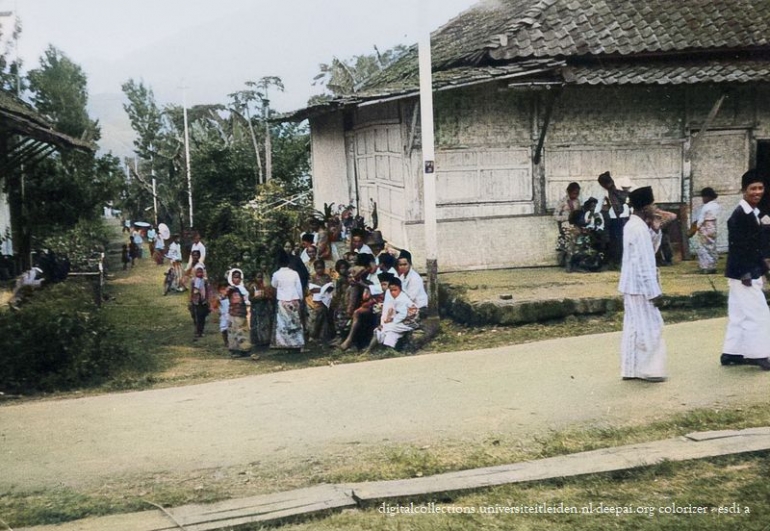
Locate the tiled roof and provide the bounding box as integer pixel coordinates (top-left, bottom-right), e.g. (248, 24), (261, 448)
(563, 58), (770, 85)
(282, 0), (770, 121)
(439, 0), (770, 66)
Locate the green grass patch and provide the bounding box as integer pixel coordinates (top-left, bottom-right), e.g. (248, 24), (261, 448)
(4, 404), (769, 528)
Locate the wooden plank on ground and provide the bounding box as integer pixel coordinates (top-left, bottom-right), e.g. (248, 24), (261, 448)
(166, 484), (355, 530)
(347, 427), (770, 501)
(17, 428), (770, 531)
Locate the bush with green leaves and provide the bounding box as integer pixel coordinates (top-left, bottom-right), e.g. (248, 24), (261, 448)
(0, 283), (151, 394)
(204, 180), (316, 283)
(40, 218), (112, 272)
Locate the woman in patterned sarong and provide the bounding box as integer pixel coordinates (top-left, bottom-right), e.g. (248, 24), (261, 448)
(270, 252), (305, 350)
(248, 270), (274, 347)
(688, 187), (721, 274)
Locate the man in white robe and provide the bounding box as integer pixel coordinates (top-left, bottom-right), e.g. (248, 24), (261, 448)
(618, 186), (667, 382)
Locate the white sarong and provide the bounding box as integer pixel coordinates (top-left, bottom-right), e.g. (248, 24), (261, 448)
(723, 278), (770, 359)
(621, 294), (667, 379)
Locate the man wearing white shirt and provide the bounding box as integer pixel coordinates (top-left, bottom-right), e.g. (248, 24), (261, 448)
(396, 250), (428, 312)
(373, 278), (418, 349)
(618, 186), (667, 382)
(721, 170), (770, 370)
(351, 229), (373, 255)
(190, 232), (206, 264)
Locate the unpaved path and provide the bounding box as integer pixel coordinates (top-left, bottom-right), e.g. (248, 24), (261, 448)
(1, 317), (767, 489)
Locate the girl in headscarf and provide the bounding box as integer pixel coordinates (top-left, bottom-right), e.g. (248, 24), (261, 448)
(226, 268), (252, 357)
(189, 264), (212, 340)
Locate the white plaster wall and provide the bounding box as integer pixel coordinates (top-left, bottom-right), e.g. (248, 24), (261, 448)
(404, 215), (557, 273)
(309, 113), (350, 212)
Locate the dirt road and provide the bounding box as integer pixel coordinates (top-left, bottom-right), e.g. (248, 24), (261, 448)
(2, 317), (767, 490)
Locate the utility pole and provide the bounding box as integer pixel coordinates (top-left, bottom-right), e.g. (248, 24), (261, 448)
(263, 96), (272, 182)
(149, 143), (158, 226)
(181, 85), (193, 228)
(419, 20), (439, 318)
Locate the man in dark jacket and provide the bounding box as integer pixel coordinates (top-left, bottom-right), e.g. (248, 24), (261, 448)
(721, 169), (770, 370)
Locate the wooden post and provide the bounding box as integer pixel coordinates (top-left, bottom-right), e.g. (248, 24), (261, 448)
(419, 31), (439, 319)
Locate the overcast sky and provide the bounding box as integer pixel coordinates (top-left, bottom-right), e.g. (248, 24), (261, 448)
(11, 0), (478, 112)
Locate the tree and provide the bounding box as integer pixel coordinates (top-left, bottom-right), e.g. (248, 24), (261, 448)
(27, 46), (98, 141)
(24, 47), (123, 238)
(314, 44), (408, 96)
(121, 79), (163, 161)
(0, 13), (23, 93)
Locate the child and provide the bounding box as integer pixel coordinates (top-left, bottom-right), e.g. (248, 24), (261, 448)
(121, 243), (130, 271)
(189, 264), (211, 340)
(248, 271), (273, 347)
(370, 277), (418, 353)
(217, 281), (230, 347)
(307, 259), (334, 342)
(227, 268), (252, 357)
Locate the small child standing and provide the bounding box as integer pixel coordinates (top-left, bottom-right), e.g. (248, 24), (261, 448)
(121, 243), (130, 271)
(217, 281), (230, 347)
(189, 264), (211, 340)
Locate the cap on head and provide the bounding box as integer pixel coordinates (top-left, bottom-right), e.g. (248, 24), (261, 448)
(741, 169), (764, 190)
(629, 186), (654, 210)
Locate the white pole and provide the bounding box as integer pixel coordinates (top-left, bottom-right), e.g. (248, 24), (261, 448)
(151, 177), (158, 226)
(182, 88), (193, 228)
(418, 26), (439, 318)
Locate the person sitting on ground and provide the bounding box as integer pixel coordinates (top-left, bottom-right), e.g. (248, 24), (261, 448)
(396, 250), (428, 315)
(303, 245), (318, 274)
(299, 233), (315, 263)
(378, 252), (398, 276)
(351, 228), (373, 255)
(309, 218), (332, 261)
(339, 272), (391, 351)
(307, 259), (334, 343)
(369, 277), (419, 354)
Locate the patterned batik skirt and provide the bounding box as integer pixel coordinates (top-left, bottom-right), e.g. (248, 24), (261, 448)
(271, 300), (305, 349)
(228, 315), (252, 354)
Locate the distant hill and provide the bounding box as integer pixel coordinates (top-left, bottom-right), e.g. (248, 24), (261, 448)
(88, 92), (135, 159)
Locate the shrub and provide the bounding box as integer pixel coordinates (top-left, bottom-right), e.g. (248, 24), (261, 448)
(0, 283), (151, 394)
(40, 218), (112, 272)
